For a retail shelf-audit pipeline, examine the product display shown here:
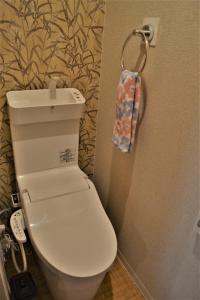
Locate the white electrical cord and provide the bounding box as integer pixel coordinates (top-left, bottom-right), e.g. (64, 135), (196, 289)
(1, 220), (27, 297)
(0, 233), (11, 295)
(0, 208), (11, 218)
(11, 241), (27, 273)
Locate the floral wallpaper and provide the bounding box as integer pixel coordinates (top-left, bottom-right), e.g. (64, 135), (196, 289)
(0, 0), (105, 209)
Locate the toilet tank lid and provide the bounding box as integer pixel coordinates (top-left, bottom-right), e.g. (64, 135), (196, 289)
(17, 166), (89, 202)
(7, 88), (85, 108)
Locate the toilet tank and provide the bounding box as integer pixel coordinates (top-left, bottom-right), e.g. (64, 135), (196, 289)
(7, 88), (85, 176)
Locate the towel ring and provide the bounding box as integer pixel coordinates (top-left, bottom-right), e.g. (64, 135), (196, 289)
(121, 25), (154, 73)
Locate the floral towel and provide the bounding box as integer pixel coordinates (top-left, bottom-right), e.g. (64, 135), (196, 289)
(112, 69), (141, 152)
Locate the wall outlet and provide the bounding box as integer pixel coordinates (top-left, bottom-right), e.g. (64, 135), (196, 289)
(143, 17), (160, 46)
(11, 193), (21, 208)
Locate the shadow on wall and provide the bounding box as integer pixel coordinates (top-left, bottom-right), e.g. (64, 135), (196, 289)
(106, 79), (147, 236)
(106, 147), (136, 235)
(0, 100), (16, 209)
(193, 235), (200, 261)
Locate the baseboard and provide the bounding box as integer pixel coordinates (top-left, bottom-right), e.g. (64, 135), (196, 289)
(117, 250), (155, 300)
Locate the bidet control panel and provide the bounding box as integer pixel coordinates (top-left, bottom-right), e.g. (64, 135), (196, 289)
(10, 209), (27, 243)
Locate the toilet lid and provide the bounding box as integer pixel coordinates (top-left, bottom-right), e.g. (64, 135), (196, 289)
(23, 180), (117, 278)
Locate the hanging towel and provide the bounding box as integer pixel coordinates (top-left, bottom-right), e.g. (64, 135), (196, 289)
(112, 69), (142, 152)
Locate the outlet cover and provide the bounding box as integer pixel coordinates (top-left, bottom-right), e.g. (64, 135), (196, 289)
(143, 17), (160, 46)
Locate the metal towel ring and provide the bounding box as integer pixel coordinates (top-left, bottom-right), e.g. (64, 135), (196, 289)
(121, 25), (154, 73)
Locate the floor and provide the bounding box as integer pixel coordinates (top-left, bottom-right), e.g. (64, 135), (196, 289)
(6, 243), (145, 300)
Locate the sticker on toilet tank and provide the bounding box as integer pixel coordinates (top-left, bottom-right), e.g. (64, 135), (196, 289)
(59, 149), (76, 163)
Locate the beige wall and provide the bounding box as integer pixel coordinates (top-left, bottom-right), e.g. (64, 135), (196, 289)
(94, 1), (199, 299)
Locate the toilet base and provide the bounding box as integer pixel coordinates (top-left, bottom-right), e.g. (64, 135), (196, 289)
(37, 255), (106, 300)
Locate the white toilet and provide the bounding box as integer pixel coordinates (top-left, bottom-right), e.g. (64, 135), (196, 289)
(7, 88), (117, 300)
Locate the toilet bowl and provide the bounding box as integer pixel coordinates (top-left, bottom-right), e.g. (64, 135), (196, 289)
(7, 88), (117, 300)
(18, 166), (117, 300)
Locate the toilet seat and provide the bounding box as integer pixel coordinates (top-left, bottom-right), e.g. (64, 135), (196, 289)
(17, 165), (89, 202)
(18, 167), (117, 278)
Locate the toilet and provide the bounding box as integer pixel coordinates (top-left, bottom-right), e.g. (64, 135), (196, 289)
(7, 88), (117, 300)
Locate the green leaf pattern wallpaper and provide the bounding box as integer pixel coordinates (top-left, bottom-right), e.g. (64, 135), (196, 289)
(0, 0), (105, 209)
